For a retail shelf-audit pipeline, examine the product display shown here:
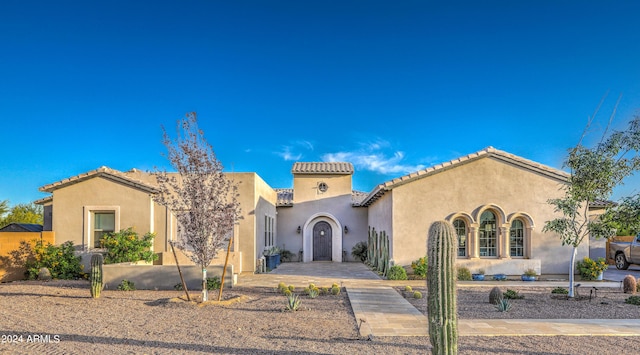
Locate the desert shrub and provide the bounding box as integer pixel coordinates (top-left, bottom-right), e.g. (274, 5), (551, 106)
(623, 275), (637, 294)
(283, 289), (292, 297)
(495, 299), (512, 312)
(277, 282), (287, 291)
(576, 257), (608, 280)
(457, 267), (472, 281)
(503, 289), (524, 299)
(351, 241), (368, 263)
(331, 286), (341, 295)
(387, 265), (408, 280)
(551, 287), (568, 295)
(331, 283), (339, 288)
(411, 256), (427, 278)
(320, 286), (329, 295)
(280, 249), (293, 262)
(308, 288), (319, 299)
(206, 276), (221, 290)
(100, 228), (157, 264)
(637, 278), (640, 293)
(489, 286), (503, 304)
(404, 285), (413, 292)
(174, 283), (184, 291)
(16, 240), (84, 280)
(626, 296), (640, 306)
(288, 285), (295, 292)
(413, 291), (423, 299)
(117, 279), (136, 291)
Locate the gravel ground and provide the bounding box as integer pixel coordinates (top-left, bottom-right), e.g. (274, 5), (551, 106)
(399, 286), (640, 319)
(0, 280), (638, 354)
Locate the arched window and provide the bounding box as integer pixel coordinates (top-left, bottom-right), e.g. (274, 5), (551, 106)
(479, 210), (497, 257)
(510, 219), (525, 257)
(453, 219), (467, 257)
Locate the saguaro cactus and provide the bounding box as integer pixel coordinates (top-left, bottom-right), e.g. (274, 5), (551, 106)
(90, 253), (104, 298)
(427, 220), (458, 355)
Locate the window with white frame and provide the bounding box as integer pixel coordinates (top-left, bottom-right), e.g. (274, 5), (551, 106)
(453, 219), (467, 257)
(93, 212), (115, 248)
(264, 215), (274, 248)
(479, 210), (497, 257)
(510, 219), (525, 257)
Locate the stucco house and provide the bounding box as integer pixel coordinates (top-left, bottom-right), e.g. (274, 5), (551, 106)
(35, 147), (592, 276)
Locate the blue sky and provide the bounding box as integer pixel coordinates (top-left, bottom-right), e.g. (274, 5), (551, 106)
(1, 1), (639, 205)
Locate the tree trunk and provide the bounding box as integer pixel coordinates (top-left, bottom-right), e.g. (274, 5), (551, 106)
(568, 246), (577, 298)
(202, 268), (208, 302)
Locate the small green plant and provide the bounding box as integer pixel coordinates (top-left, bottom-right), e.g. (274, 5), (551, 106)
(280, 249), (294, 262)
(288, 285), (295, 292)
(174, 283), (184, 291)
(495, 299), (512, 312)
(89, 254), (104, 298)
(503, 289), (524, 299)
(523, 269), (537, 277)
(285, 293), (301, 311)
(277, 282), (287, 291)
(117, 279), (136, 291)
(387, 265), (408, 280)
(308, 287), (319, 299)
(551, 287), (568, 295)
(320, 286), (329, 295)
(331, 286), (341, 295)
(413, 291), (423, 299)
(331, 283), (339, 288)
(100, 228), (158, 264)
(404, 285), (413, 292)
(283, 289), (292, 297)
(206, 276), (221, 290)
(411, 256), (427, 278)
(351, 241), (368, 263)
(625, 296), (640, 306)
(576, 256), (608, 280)
(457, 267), (472, 281)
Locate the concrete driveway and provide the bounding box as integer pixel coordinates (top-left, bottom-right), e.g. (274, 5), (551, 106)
(604, 265), (640, 282)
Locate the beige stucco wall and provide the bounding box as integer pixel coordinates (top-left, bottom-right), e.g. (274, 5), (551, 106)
(380, 156), (584, 274)
(51, 177), (161, 249)
(366, 192), (394, 256)
(278, 173), (368, 262)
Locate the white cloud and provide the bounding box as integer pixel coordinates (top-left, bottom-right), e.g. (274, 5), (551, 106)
(323, 140), (427, 175)
(275, 140), (314, 161)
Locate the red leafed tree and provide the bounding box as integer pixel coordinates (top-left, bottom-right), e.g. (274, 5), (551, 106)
(154, 112), (241, 301)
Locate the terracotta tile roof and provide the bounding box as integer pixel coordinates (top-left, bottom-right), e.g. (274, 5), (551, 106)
(276, 189), (293, 206)
(291, 162), (354, 175)
(359, 146), (570, 207)
(275, 188), (369, 207)
(39, 166), (159, 194)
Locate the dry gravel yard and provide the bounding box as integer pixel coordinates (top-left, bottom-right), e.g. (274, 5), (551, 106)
(0, 280), (638, 354)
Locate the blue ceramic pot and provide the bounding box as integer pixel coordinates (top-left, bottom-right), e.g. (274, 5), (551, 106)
(493, 274), (507, 281)
(472, 274), (485, 281)
(521, 275), (536, 281)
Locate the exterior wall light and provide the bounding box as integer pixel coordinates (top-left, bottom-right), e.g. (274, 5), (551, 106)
(344, 226), (348, 234)
(297, 226), (301, 234)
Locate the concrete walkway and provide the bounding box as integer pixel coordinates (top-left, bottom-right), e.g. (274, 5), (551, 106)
(238, 262), (640, 337)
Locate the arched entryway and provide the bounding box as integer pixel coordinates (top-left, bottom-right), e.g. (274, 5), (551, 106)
(313, 221), (332, 261)
(302, 213), (343, 262)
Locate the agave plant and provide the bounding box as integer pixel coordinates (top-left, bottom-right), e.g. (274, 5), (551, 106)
(285, 293), (301, 311)
(495, 299), (512, 312)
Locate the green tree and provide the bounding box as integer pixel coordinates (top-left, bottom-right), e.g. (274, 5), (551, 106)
(0, 200), (9, 218)
(543, 113), (640, 298)
(0, 203), (43, 228)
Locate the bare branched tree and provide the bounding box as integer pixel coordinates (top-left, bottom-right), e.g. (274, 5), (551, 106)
(154, 112), (241, 301)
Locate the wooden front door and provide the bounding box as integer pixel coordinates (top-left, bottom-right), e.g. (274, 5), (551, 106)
(313, 221), (332, 261)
